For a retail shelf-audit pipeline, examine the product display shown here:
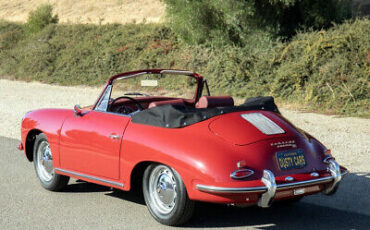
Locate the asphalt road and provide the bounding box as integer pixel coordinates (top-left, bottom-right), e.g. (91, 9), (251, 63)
(1, 136), (369, 230)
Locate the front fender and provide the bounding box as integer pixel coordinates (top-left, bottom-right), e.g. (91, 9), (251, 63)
(21, 109), (74, 166)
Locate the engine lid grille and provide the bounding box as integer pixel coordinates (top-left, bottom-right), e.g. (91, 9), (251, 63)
(241, 113), (285, 135)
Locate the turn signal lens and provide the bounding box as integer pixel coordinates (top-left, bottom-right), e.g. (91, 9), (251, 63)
(325, 149), (332, 155)
(230, 169), (254, 180)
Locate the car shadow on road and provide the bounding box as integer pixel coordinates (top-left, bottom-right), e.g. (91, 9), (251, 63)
(60, 173), (370, 229)
(61, 179), (112, 193)
(105, 189), (146, 205)
(183, 201), (370, 229)
(61, 179), (147, 205)
(182, 172), (370, 229)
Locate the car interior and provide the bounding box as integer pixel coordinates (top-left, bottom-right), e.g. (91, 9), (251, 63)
(99, 72), (235, 115)
(108, 95), (235, 115)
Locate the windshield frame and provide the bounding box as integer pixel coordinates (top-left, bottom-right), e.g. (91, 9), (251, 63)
(92, 69), (204, 111)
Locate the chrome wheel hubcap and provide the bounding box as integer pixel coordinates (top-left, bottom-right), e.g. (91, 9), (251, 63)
(36, 141), (54, 182)
(149, 165), (177, 214)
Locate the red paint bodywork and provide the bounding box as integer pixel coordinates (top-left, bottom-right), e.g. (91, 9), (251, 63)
(20, 69), (347, 205)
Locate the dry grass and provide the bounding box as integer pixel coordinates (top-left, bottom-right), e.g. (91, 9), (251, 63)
(0, 0), (165, 24)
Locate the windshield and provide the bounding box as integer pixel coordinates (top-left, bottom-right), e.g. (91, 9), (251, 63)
(94, 72), (204, 115)
(111, 73), (198, 99)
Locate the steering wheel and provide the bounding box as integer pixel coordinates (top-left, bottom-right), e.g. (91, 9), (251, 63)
(109, 96), (144, 114)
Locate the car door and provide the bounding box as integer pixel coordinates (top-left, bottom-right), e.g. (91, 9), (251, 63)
(59, 110), (130, 180)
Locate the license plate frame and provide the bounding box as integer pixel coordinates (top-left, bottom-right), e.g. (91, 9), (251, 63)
(276, 149), (307, 170)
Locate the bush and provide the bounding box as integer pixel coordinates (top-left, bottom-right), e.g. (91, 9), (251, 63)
(24, 4), (58, 35)
(270, 19), (370, 116)
(160, 0), (228, 45)
(0, 21), (23, 51)
(162, 0), (352, 45)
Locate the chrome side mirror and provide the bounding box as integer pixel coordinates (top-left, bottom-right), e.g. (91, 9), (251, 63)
(74, 104), (83, 116)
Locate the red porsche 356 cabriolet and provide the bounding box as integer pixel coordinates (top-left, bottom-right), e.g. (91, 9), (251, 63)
(19, 69), (347, 225)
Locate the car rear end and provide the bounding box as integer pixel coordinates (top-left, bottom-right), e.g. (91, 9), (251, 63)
(192, 110), (348, 207)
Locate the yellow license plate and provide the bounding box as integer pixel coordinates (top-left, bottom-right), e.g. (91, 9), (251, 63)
(276, 149), (306, 170)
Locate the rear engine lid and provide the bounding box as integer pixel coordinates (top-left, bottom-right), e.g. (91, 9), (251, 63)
(209, 111), (299, 145)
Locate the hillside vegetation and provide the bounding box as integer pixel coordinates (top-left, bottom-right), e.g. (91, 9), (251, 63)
(162, 0), (353, 44)
(0, 3), (369, 117)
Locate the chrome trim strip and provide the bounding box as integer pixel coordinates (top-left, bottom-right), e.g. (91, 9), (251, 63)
(55, 168), (124, 187)
(160, 70), (194, 75)
(277, 176), (333, 189)
(196, 184), (267, 193)
(196, 171), (348, 194)
(116, 72), (147, 80)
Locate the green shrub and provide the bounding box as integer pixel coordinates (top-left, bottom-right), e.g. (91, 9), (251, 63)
(162, 0), (352, 45)
(271, 19), (370, 115)
(24, 4), (58, 35)
(160, 0), (228, 45)
(0, 21), (23, 51)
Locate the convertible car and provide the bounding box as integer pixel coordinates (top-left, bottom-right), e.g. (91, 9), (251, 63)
(19, 69), (347, 226)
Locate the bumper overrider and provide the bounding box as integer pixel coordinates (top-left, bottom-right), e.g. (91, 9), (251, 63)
(196, 159), (347, 207)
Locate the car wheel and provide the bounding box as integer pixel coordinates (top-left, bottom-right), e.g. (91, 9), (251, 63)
(33, 133), (69, 191)
(143, 164), (194, 226)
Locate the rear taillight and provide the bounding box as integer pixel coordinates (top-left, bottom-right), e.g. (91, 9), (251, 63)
(323, 156), (335, 164)
(230, 169), (254, 180)
(323, 149), (334, 163)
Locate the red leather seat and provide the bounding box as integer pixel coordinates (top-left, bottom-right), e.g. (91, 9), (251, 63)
(195, 96), (234, 108)
(148, 99), (185, 108)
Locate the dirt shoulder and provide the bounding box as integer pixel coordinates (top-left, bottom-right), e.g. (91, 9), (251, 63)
(1, 79), (369, 175)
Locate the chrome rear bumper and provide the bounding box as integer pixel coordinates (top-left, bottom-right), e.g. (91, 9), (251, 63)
(196, 160), (347, 207)
(322, 159), (342, 195)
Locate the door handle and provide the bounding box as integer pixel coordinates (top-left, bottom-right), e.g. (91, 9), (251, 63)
(109, 134), (120, 140)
